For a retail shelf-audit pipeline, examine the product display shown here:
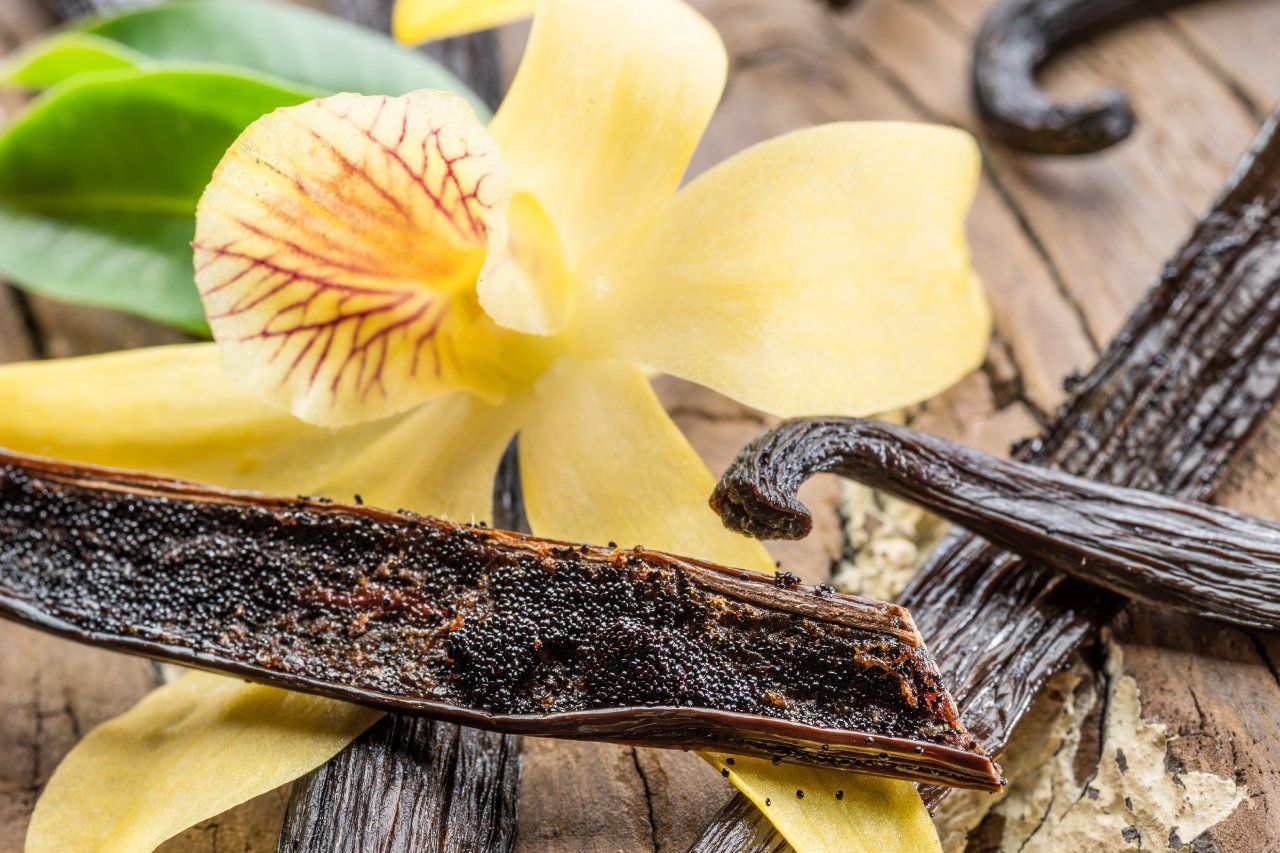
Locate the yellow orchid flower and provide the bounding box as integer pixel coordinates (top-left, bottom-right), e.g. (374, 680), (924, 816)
(5, 0), (988, 849)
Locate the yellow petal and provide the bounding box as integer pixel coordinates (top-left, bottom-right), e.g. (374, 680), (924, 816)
(519, 359), (773, 573)
(0, 344), (391, 492)
(579, 122), (991, 418)
(392, 0), (535, 43)
(26, 672), (380, 853)
(317, 390), (521, 521)
(196, 89), (518, 427)
(489, 0), (727, 263)
(704, 754), (941, 852)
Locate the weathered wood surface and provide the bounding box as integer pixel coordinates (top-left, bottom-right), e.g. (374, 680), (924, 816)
(3, 0), (1280, 850)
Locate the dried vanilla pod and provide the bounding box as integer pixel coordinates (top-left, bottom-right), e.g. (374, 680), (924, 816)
(692, 105), (1280, 843)
(0, 448), (1001, 792)
(715, 417), (1280, 631)
(974, 0), (1196, 154)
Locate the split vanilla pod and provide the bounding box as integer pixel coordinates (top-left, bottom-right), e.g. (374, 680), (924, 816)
(0, 448), (1000, 792)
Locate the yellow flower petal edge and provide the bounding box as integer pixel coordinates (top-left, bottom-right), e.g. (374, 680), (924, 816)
(519, 359), (775, 573)
(579, 122), (990, 419)
(0, 344), (393, 493)
(490, 0), (727, 264)
(392, 0), (535, 44)
(26, 673), (381, 853)
(704, 754), (942, 852)
(196, 89), (518, 427)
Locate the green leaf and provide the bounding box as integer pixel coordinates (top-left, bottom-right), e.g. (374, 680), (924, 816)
(1, 32), (145, 88)
(0, 68), (317, 334)
(3, 0), (488, 116)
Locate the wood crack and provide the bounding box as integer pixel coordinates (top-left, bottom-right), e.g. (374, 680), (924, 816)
(662, 404), (769, 427)
(977, 163), (1104, 356)
(984, 329), (1052, 423)
(1158, 15), (1265, 123)
(729, 48), (846, 96)
(1248, 634), (1280, 691)
(28, 669), (41, 792)
(6, 287), (47, 360)
(630, 748), (661, 852)
(906, 0), (968, 38)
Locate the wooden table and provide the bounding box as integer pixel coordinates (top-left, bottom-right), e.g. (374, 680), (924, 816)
(3, 0), (1280, 849)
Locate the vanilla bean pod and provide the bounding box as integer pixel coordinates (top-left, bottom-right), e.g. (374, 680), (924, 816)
(974, 0), (1196, 154)
(715, 417), (1280, 631)
(693, 105), (1280, 845)
(0, 448), (1001, 791)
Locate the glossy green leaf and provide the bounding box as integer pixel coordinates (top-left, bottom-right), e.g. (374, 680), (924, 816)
(2, 0), (486, 115)
(0, 68), (316, 333)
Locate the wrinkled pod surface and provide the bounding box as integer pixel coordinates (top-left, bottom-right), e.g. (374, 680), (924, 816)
(714, 417), (1280, 631)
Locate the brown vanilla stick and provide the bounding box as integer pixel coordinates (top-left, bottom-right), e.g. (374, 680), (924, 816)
(973, 0), (1198, 155)
(278, 714), (521, 853)
(905, 108), (1280, 807)
(714, 417), (1280, 631)
(0, 447), (1000, 791)
(693, 105), (1280, 846)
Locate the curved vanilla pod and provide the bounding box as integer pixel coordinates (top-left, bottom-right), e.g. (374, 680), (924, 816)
(714, 417), (1280, 631)
(0, 448), (1000, 792)
(974, 0), (1195, 155)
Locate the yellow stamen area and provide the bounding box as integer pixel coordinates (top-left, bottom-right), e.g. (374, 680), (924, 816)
(478, 190), (574, 335)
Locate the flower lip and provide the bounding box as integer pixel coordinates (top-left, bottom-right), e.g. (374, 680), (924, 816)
(194, 89), (518, 427)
